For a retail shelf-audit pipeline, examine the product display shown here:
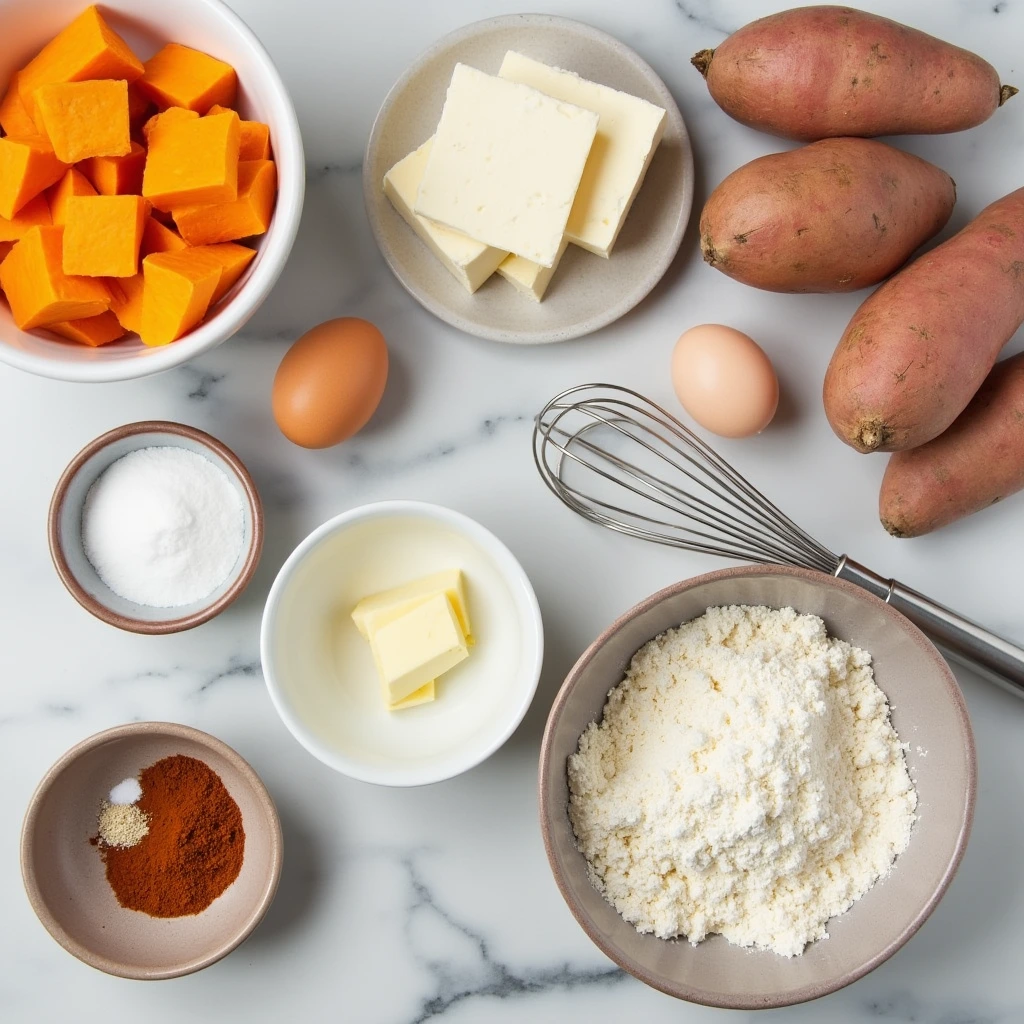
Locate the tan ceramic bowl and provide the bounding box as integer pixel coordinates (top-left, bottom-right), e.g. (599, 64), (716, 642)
(48, 421), (263, 634)
(539, 565), (976, 1009)
(21, 722), (283, 980)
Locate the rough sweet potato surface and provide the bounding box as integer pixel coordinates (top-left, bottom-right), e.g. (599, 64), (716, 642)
(694, 5), (1015, 141)
(824, 188), (1024, 453)
(879, 352), (1024, 536)
(699, 138), (955, 292)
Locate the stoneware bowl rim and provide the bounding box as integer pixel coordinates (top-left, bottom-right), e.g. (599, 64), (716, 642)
(20, 721), (283, 980)
(48, 420), (264, 634)
(0, 0), (304, 383)
(538, 563), (976, 1009)
(363, 12), (693, 344)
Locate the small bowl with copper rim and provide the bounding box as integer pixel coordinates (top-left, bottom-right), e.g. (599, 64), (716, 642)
(48, 420), (263, 634)
(21, 721), (283, 980)
(539, 565), (976, 1009)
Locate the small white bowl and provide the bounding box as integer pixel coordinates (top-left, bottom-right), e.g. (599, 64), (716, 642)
(0, 0), (304, 383)
(260, 501), (544, 786)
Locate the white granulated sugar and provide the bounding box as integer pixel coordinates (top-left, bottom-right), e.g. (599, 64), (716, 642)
(82, 446), (245, 608)
(568, 604), (917, 957)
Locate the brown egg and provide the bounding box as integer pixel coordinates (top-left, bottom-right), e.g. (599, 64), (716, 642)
(272, 318), (389, 449)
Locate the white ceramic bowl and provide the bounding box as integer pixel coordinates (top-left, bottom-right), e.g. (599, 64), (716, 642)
(0, 0), (304, 382)
(261, 501), (544, 786)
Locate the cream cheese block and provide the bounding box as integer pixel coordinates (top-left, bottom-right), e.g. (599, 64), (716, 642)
(414, 63), (599, 268)
(383, 139), (507, 292)
(496, 240), (568, 302)
(498, 51), (667, 258)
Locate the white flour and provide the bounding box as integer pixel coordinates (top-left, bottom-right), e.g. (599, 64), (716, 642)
(568, 605), (917, 957)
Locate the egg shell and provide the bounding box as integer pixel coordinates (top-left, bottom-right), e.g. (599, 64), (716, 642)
(671, 324), (779, 438)
(273, 318), (389, 449)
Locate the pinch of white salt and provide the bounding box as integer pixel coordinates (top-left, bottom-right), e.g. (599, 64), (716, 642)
(108, 777), (143, 805)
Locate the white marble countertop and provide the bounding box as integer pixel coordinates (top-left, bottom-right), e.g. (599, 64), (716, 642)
(3, 0), (1024, 1020)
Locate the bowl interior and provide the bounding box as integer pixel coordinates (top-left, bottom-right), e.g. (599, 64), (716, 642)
(55, 429), (258, 627)
(0, 0), (303, 379)
(541, 567), (975, 1009)
(364, 14), (693, 344)
(263, 507), (543, 785)
(23, 725), (281, 979)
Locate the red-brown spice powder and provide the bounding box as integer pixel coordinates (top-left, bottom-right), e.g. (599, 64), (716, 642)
(99, 754), (245, 917)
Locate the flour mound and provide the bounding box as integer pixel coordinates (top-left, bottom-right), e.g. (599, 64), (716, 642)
(567, 604), (917, 957)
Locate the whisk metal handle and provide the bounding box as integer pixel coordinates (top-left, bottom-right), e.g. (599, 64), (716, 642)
(836, 556), (1024, 699)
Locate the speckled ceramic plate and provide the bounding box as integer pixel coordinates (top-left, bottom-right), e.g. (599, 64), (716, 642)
(540, 565), (976, 1009)
(363, 14), (693, 344)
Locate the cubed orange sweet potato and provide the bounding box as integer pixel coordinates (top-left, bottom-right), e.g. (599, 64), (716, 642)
(78, 140), (146, 196)
(18, 7), (143, 120)
(140, 215), (186, 257)
(173, 160), (275, 245)
(33, 79), (130, 163)
(196, 241), (256, 302)
(106, 272), (144, 334)
(208, 104), (271, 160)
(140, 248), (223, 345)
(47, 168), (97, 226)
(0, 193), (51, 243)
(0, 135), (67, 219)
(141, 105), (197, 145)
(63, 194), (149, 277)
(138, 43), (237, 114)
(0, 73), (37, 138)
(0, 225), (110, 329)
(142, 110), (240, 211)
(47, 309), (125, 346)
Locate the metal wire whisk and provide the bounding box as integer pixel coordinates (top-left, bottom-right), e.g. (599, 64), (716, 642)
(534, 383), (1024, 699)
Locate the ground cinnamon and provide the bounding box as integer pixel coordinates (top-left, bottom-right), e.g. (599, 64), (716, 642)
(99, 754), (245, 917)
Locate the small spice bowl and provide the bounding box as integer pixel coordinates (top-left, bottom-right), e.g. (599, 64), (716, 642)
(21, 722), (283, 980)
(48, 421), (264, 634)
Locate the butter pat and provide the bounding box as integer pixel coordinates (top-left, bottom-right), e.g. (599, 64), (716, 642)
(389, 680), (435, 711)
(498, 52), (667, 257)
(497, 240), (567, 302)
(370, 593), (469, 704)
(352, 569), (472, 643)
(383, 139), (507, 293)
(414, 63), (599, 268)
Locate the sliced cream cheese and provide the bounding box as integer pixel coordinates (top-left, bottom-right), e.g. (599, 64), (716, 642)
(383, 139), (507, 292)
(497, 51), (667, 257)
(496, 240), (568, 302)
(414, 63), (599, 268)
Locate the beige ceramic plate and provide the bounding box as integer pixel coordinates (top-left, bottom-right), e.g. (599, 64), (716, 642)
(21, 722), (282, 980)
(540, 565), (976, 1009)
(363, 14), (693, 344)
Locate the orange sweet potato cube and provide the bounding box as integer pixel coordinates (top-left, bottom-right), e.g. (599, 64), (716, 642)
(0, 225), (109, 329)
(78, 140), (146, 196)
(173, 160), (275, 245)
(19, 6), (143, 120)
(33, 79), (130, 163)
(142, 110), (240, 211)
(0, 193), (51, 243)
(140, 248), (223, 346)
(47, 309), (125, 346)
(63, 194), (149, 277)
(141, 105), (198, 146)
(138, 43), (237, 113)
(47, 168), (97, 226)
(0, 72), (37, 138)
(208, 104), (270, 161)
(141, 215), (187, 257)
(196, 242), (256, 303)
(0, 135), (67, 219)
(106, 272), (144, 334)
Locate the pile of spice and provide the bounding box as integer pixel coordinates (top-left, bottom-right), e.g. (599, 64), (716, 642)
(92, 754), (245, 918)
(82, 446), (245, 608)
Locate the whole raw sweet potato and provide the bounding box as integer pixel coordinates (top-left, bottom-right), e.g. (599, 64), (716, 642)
(824, 187), (1024, 452)
(879, 352), (1024, 536)
(693, 6), (1016, 141)
(699, 138), (955, 293)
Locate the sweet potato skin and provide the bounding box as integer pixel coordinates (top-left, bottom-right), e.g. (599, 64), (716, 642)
(694, 6), (1015, 141)
(879, 352), (1024, 536)
(699, 139), (955, 293)
(824, 187), (1024, 452)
